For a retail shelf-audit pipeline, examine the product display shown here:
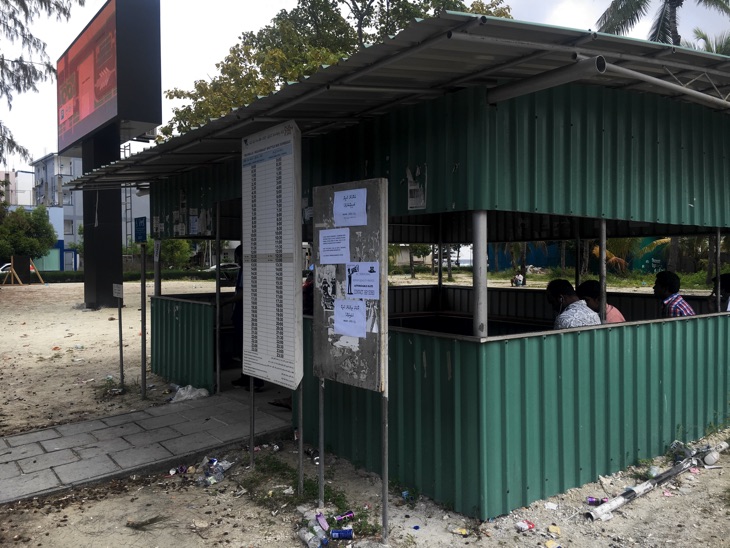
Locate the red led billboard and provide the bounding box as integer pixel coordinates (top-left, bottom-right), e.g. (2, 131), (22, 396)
(57, 0), (118, 152)
(57, 0), (161, 155)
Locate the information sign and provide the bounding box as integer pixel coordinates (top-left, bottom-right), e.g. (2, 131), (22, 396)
(241, 122), (302, 390)
(134, 217), (147, 243)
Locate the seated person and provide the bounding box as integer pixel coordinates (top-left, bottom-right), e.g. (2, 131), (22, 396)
(546, 279), (601, 329)
(511, 271), (524, 287)
(654, 271), (695, 318)
(576, 280), (626, 323)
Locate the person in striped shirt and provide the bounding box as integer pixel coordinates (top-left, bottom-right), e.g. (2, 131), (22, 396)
(654, 271), (695, 318)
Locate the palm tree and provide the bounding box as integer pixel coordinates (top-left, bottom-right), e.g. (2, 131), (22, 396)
(597, 0), (730, 46)
(682, 27), (730, 54)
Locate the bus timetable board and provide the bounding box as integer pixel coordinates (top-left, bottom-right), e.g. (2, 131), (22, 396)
(241, 122), (302, 390)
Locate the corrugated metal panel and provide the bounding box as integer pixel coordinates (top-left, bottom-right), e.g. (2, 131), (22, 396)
(301, 315), (730, 519)
(151, 297), (215, 392)
(151, 159), (241, 238)
(301, 84), (729, 228)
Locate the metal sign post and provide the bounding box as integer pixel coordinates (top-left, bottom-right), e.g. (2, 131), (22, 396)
(135, 217), (148, 399)
(112, 283), (125, 392)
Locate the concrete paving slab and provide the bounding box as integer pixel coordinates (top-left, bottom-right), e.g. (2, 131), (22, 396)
(92, 422), (144, 441)
(135, 412), (188, 431)
(143, 402), (195, 416)
(0, 461), (20, 480)
(180, 405), (234, 420)
(55, 420), (108, 436)
(41, 432), (97, 452)
(111, 442), (173, 469)
(161, 431), (222, 456)
(207, 422), (249, 443)
(75, 438), (133, 459)
(4, 429), (60, 447)
(0, 469), (61, 504)
(0, 437), (8, 449)
(123, 427), (181, 447)
(18, 448), (79, 474)
(102, 410), (154, 427)
(214, 400), (251, 413)
(0, 442), (46, 465)
(170, 416), (227, 436)
(54, 454), (120, 485)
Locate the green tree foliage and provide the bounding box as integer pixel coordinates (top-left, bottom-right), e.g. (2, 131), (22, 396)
(162, 0), (512, 137)
(0, 205), (56, 260)
(597, 0), (730, 45)
(0, 0), (86, 164)
(124, 238), (192, 270)
(683, 27), (730, 54)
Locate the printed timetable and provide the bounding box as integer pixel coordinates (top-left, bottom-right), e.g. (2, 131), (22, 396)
(241, 122), (303, 390)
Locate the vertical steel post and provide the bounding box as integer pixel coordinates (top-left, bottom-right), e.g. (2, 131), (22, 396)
(250, 377), (256, 470)
(473, 211), (488, 337)
(574, 237), (581, 289)
(118, 297), (124, 390)
(717, 228), (722, 312)
(154, 240), (161, 296)
(215, 203), (221, 394)
(298, 382), (304, 496)
(141, 243), (147, 399)
(318, 377), (325, 508)
(599, 220), (607, 323)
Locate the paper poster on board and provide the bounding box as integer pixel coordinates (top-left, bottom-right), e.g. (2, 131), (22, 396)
(319, 228), (350, 264)
(334, 188), (367, 227)
(334, 299), (366, 338)
(346, 262), (380, 300)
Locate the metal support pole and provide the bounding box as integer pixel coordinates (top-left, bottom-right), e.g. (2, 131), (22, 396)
(381, 392), (389, 546)
(153, 240), (161, 296)
(318, 377), (325, 508)
(249, 376), (256, 469)
(297, 382), (304, 496)
(599, 219), (607, 323)
(215, 203), (221, 394)
(574, 237), (581, 289)
(717, 228), (722, 312)
(117, 297), (124, 391)
(141, 243), (147, 399)
(473, 211), (488, 337)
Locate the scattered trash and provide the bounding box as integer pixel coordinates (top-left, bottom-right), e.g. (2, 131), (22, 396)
(663, 490), (674, 497)
(647, 466), (660, 478)
(413, 525), (420, 530)
(515, 520), (535, 532)
(195, 456), (225, 486)
(545, 502), (558, 510)
(586, 496), (609, 506)
(171, 385), (209, 403)
(330, 528), (354, 540)
(334, 510), (354, 522)
(283, 486), (294, 495)
(703, 450), (720, 466)
(316, 512), (329, 531)
(451, 527), (469, 537)
(548, 524), (561, 537)
(304, 448), (320, 465)
(689, 467), (700, 474)
(51, 346), (61, 351)
(545, 540), (562, 548)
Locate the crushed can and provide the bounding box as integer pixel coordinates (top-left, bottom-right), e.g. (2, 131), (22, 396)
(330, 528), (354, 540)
(334, 510), (354, 522)
(586, 497), (609, 506)
(515, 520), (535, 532)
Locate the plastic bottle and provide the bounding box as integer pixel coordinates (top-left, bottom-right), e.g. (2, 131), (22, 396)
(313, 524), (329, 546)
(297, 529), (320, 548)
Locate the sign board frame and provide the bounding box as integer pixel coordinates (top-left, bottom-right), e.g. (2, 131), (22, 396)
(240, 121), (303, 390)
(312, 178), (388, 393)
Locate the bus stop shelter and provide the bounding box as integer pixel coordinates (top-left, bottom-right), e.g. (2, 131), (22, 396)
(67, 11), (730, 519)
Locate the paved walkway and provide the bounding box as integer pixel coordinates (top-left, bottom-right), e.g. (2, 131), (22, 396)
(0, 386), (292, 504)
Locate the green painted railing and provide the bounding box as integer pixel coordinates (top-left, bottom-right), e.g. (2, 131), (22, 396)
(300, 315), (730, 518)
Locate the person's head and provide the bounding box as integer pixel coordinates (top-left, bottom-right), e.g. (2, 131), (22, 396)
(576, 280), (601, 312)
(234, 245), (242, 266)
(711, 273), (730, 297)
(546, 279), (576, 311)
(654, 270), (680, 299)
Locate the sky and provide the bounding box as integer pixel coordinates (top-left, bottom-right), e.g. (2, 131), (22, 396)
(1, 0), (728, 172)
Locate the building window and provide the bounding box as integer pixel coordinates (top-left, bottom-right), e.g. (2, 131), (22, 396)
(64, 220), (74, 235)
(63, 191), (73, 205)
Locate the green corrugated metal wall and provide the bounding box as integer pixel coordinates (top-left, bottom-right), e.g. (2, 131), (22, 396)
(151, 160), (241, 238)
(301, 316), (730, 519)
(151, 297), (215, 392)
(303, 85), (730, 226)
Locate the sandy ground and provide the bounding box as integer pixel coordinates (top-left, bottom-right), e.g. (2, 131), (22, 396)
(0, 280), (728, 547)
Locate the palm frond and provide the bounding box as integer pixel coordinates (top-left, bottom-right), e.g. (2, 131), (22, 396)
(696, 0), (730, 17)
(649, 1), (674, 43)
(597, 0), (653, 35)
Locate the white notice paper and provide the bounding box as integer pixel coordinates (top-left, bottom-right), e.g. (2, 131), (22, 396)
(319, 228), (350, 264)
(334, 188), (367, 227)
(334, 299), (366, 338)
(346, 262), (380, 300)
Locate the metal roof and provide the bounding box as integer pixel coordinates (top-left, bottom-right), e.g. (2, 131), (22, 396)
(68, 10), (730, 191)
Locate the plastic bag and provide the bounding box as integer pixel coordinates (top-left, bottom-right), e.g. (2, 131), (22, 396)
(171, 384), (209, 403)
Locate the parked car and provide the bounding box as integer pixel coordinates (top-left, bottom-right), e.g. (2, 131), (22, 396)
(1, 263), (35, 273)
(203, 263), (239, 286)
(203, 263), (239, 272)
